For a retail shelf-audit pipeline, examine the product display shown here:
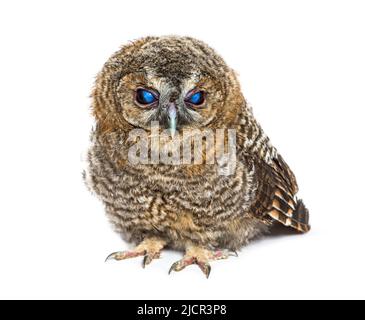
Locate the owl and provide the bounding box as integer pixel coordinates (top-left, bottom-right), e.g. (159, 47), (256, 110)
(85, 36), (310, 278)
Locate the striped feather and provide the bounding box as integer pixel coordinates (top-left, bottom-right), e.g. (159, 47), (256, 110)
(248, 154), (310, 233)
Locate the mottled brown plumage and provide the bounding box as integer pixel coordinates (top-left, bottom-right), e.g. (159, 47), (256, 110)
(85, 36), (310, 277)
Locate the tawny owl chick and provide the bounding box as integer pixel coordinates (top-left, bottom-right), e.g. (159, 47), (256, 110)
(85, 36), (310, 278)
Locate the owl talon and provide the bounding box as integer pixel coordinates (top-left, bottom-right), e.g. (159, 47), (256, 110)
(168, 258), (194, 274)
(105, 252), (117, 262)
(105, 250), (144, 262)
(143, 255), (150, 268)
(143, 251), (161, 268)
(169, 257), (211, 278)
(168, 262), (183, 274)
(105, 253), (115, 262)
(169, 247), (235, 278)
(197, 262), (211, 279)
(106, 238), (166, 267)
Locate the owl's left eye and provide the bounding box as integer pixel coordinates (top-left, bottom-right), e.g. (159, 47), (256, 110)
(185, 91), (206, 106)
(135, 88), (158, 105)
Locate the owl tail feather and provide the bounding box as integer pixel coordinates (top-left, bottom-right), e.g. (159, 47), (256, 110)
(268, 192), (311, 233)
(253, 155), (311, 233)
(290, 199), (311, 233)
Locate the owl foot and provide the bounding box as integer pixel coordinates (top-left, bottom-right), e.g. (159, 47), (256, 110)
(169, 246), (237, 279)
(105, 237), (166, 268)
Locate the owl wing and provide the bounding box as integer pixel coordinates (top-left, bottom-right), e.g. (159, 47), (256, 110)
(248, 153), (310, 233)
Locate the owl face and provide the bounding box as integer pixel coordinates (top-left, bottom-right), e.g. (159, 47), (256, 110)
(93, 36), (243, 134)
(119, 70), (225, 134)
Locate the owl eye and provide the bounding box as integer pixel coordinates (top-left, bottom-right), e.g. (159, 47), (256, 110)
(185, 91), (205, 106)
(135, 88), (158, 105)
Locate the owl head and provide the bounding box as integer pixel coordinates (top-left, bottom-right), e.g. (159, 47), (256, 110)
(92, 36), (244, 135)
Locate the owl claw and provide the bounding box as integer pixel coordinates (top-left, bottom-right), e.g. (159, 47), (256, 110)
(197, 262), (212, 279)
(169, 248), (235, 278)
(168, 258), (193, 274)
(105, 250), (144, 262)
(105, 252), (117, 262)
(168, 262), (181, 274)
(105, 238), (166, 266)
(169, 257), (212, 278)
(105, 251), (122, 262)
(142, 251), (161, 268)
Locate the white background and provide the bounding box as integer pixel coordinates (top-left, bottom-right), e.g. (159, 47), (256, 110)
(0, 0), (364, 300)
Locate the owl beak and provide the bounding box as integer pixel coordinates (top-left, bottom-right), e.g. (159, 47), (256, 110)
(167, 103), (177, 138)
